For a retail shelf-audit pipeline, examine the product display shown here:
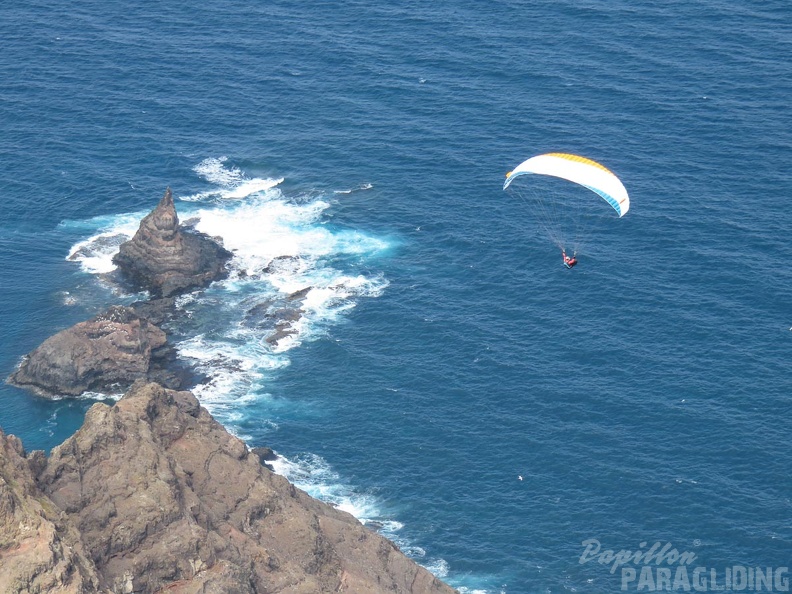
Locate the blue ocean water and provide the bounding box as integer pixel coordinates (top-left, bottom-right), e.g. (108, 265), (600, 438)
(1, 1), (791, 592)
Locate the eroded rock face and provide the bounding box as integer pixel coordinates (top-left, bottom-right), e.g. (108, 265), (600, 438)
(112, 188), (232, 297)
(7, 306), (173, 398)
(30, 382), (456, 594)
(0, 430), (100, 593)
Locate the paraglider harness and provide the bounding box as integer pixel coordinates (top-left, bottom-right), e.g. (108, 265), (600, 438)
(562, 251), (577, 269)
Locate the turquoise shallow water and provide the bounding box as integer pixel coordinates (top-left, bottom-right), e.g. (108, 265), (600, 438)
(1, 1), (791, 592)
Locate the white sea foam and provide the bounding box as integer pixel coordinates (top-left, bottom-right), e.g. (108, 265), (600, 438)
(46, 390), (123, 402)
(270, 453), (384, 517)
(425, 559), (450, 578)
(59, 291), (78, 306)
(334, 182), (374, 194)
(181, 156), (284, 201)
(39, 411), (58, 438)
(270, 453), (403, 538)
(224, 177), (284, 199)
(64, 213), (143, 274)
(174, 332), (288, 424)
(81, 390), (124, 401)
(194, 156), (245, 186)
(187, 185), (389, 354)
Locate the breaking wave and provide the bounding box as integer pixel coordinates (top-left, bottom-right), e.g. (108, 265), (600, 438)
(66, 157), (388, 413)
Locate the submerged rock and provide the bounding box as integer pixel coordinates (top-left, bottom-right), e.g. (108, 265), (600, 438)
(128, 296), (177, 326)
(244, 297), (305, 346)
(0, 382), (457, 593)
(112, 188), (232, 297)
(263, 255), (302, 275)
(7, 306), (177, 398)
(287, 286), (311, 302)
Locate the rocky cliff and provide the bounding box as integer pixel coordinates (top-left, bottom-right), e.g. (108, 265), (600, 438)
(112, 188), (232, 297)
(0, 382), (456, 594)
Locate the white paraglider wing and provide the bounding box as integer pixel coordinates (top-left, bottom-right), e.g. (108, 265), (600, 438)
(504, 153), (629, 217)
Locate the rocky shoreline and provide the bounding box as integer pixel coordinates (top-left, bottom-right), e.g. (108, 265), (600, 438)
(8, 188), (305, 399)
(1, 189), (456, 593)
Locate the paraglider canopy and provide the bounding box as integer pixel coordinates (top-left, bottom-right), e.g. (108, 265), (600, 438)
(504, 153), (629, 217)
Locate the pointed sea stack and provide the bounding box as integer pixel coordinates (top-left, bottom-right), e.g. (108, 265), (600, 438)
(112, 188), (232, 297)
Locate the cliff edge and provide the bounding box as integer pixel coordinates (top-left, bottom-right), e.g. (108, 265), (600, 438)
(0, 382), (456, 594)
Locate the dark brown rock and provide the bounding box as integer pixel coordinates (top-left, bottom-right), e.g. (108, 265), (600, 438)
(265, 319), (301, 345)
(287, 286), (311, 302)
(251, 446), (277, 462)
(263, 255), (301, 275)
(251, 446), (277, 471)
(112, 188), (232, 297)
(7, 306), (174, 398)
(128, 296), (177, 326)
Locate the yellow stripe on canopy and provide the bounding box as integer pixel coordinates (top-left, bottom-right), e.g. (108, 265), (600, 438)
(503, 153), (630, 217)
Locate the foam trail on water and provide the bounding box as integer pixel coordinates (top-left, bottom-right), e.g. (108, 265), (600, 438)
(270, 454), (384, 521)
(224, 178), (284, 199)
(181, 156), (284, 201)
(63, 212), (144, 274)
(334, 182), (374, 194)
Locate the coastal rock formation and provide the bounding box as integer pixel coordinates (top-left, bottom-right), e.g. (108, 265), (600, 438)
(112, 188), (232, 297)
(0, 429), (101, 592)
(0, 382), (455, 593)
(244, 286), (314, 346)
(7, 306), (178, 398)
(128, 296), (177, 326)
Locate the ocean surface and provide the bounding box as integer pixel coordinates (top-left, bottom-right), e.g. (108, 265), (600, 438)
(1, 1), (790, 592)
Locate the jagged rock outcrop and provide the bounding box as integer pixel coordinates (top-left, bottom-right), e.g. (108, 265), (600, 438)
(244, 286), (314, 346)
(0, 382), (455, 593)
(0, 429), (101, 593)
(112, 188), (232, 297)
(7, 306), (179, 398)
